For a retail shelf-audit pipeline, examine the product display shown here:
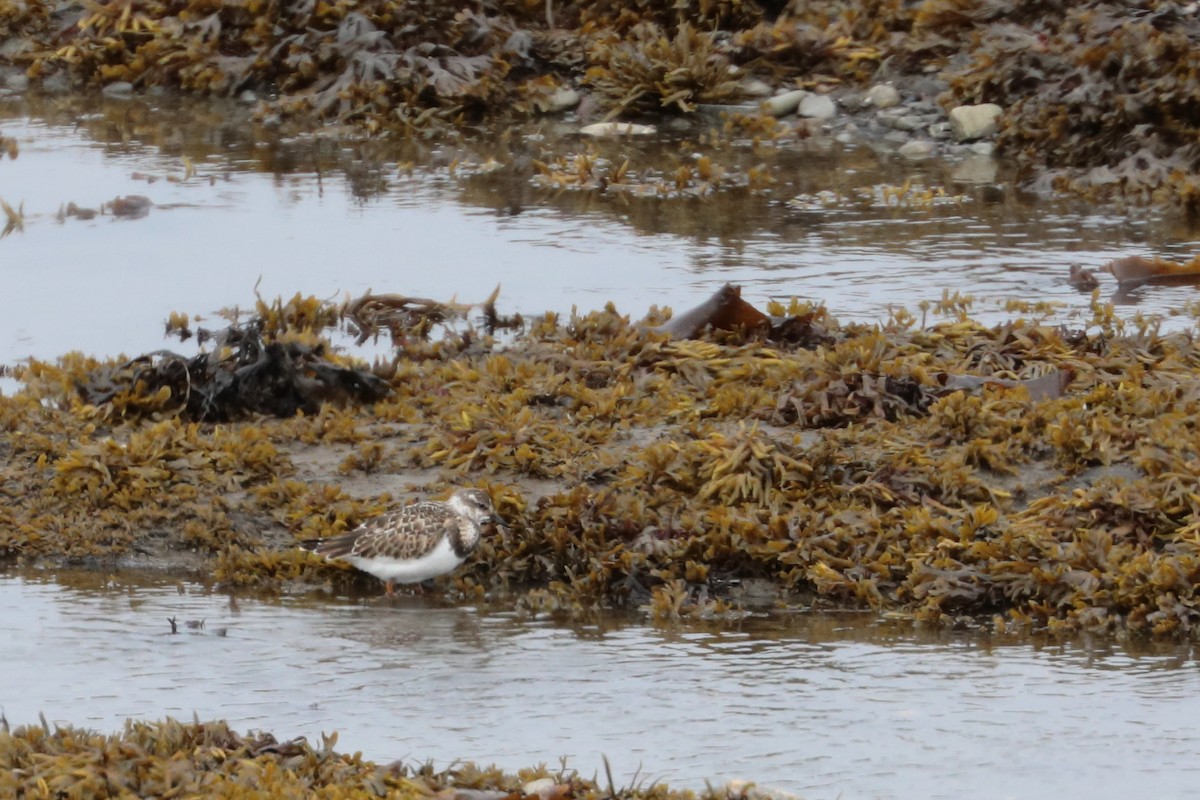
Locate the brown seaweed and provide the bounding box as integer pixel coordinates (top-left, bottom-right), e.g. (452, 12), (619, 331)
(342, 291), (473, 346)
(936, 368), (1075, 403)
(78, 319), (390, 421)
(106, 195), (153, 219)
(3, 0), (1200, 209)
(0, 717), (598, 800)
(0, 197), (22, 237)
(6, 285), (1200, 637)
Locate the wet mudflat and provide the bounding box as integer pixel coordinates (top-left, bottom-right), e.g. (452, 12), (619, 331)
(2, 569), (1197, 800)
(3, 96), (1200, 369)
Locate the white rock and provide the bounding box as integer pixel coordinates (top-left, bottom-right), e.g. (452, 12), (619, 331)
(521, 778), (557, 797)
(101, 81), (134, 98)
(969, 141), (995, 155)
(238, 89), (257, 104)
(542, 87), (580, 113)
(740, 78), (773, 98)
(882, 113), (922, 132)
(580, 122), (657, 137)
(761, 89), (807, 117)
(898, 140), (935, 159)
(6, 74), (28, 91)
(798, 93), (836, 119)
(949, 103), (1002, 140)
(865, 83), (901, 108)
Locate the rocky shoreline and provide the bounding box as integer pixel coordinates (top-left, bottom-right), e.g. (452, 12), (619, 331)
(3, 1), (1200, 210)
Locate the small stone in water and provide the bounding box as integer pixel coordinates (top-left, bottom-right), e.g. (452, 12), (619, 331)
(928, 122), (953, 140)
(740, 78), (773, 98)
(898, 140), (935, 159)
(952, 153), (999, 184)
(580, 122), (656, 137)
(949, 103), (1002, 141)
(866, 84), (901, 108)
(884, 114), (923, 132)
(761, 89), (807, 117)
(542, 87), (580, 113)
(102, 81), (134, 98)
(798, 93), (836, 120)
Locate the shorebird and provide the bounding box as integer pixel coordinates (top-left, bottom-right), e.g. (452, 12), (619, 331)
(299, 488), (504, 595)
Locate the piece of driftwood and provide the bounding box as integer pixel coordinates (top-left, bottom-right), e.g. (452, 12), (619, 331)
(653, 283), (771, 339)
(1104, 255), (1200, 286)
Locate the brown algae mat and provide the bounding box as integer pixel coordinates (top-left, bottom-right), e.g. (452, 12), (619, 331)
(0, 716), (658, 800)
(3, 1), (1200, 208)
(2, 288), (1199, 638)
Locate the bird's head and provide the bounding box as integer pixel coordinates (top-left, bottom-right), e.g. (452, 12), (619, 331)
(449, 488), (507, 529)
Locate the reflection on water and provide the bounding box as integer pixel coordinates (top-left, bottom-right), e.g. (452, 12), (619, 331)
(3, 96), (1200, 369)
(1, 569), (1197, 800)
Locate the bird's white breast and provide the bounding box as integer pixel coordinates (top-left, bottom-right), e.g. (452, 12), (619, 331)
(346, 536), (465, 584)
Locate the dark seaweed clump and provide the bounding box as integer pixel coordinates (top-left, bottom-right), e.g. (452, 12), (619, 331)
(70, 294), (390, 422)
(79, 320), (390, 422)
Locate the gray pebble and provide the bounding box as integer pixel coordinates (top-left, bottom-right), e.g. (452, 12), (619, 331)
(762, 89), (808, 117)
(740, 79), (773, 98)
(888, 115), (924, 132)
(798, 93), (836, 120)
(101, 81), (134, 98)
(865, 84), (901, 109)
(928, 122), (953, 140)
(898, 140), (935, 159)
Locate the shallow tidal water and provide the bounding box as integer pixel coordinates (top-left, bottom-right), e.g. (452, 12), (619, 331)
(6, 97), (1200, 799)
(4, 96), (1200, 370)
(1, 569), (1198, 800)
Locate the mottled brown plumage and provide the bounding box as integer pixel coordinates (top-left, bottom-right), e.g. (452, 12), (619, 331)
(299, 488), (503, 595)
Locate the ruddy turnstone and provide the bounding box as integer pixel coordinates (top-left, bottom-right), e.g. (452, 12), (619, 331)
(299, 488), (504, 595)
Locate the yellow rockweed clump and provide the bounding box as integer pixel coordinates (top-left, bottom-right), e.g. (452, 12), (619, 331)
(4, 290), (1200, 637)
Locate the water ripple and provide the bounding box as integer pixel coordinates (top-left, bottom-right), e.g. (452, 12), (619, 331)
(1, 571), (1198, 800)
